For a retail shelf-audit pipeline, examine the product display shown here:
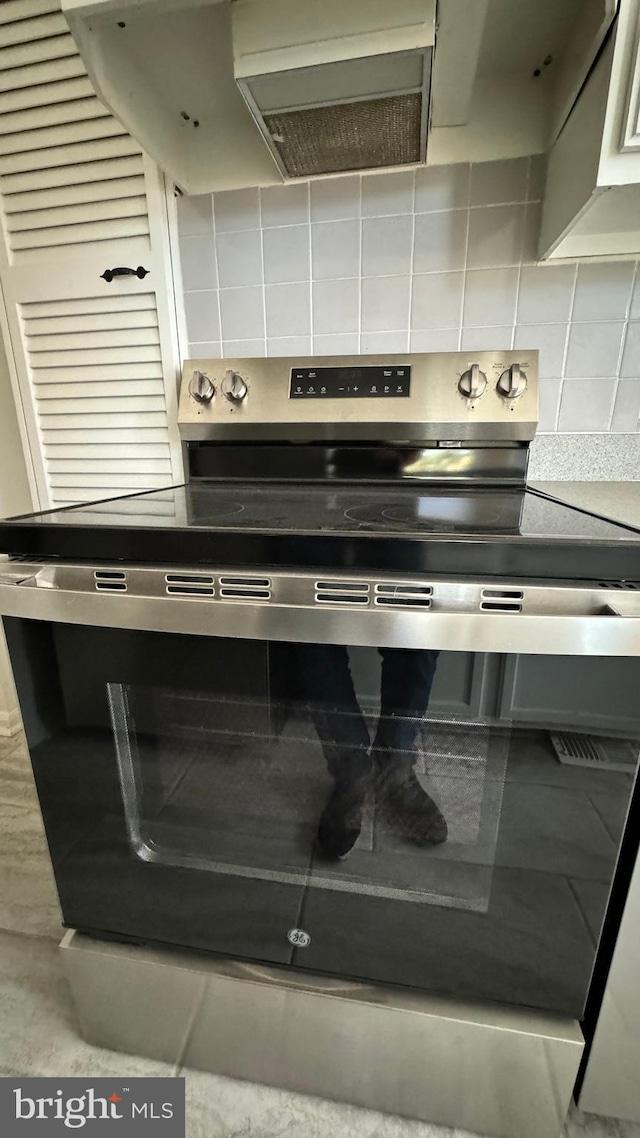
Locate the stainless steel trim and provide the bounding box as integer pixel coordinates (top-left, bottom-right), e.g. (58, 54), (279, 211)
(61, 930), (583, 1138)
(2, 563), (640, 655)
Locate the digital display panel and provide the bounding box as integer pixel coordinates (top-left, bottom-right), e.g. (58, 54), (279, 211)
(290, 366), (411, 399)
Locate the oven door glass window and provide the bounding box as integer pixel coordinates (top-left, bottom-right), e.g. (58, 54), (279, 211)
(107, 644), (508, 913)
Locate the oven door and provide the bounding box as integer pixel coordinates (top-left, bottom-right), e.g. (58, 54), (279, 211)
(2, 583), (640, 1019)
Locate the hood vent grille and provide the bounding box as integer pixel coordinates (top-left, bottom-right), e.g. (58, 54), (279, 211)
(315, 580), (369, 605)
(263, 92), (423, 179)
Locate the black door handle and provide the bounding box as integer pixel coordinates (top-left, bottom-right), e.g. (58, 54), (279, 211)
(100, 266), (149, 282)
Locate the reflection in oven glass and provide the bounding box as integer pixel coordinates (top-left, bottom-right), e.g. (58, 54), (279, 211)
(107, 646), (509, 913)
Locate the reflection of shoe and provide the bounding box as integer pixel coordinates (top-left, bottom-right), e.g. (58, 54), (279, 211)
(374, 753), (448, 846)
(317, 771), (371, 860)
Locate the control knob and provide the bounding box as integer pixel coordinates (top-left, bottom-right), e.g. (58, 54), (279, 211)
(221, 369), (248, 403)
(188, 370), (214, 403)
(497, 364), (527, 400)
(458, 363), (487, 399)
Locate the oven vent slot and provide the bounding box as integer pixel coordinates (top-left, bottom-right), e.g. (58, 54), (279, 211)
(597, 580), (640, 590)
(218, 575), (272, 600)
(95, 571), (127, 592)
(480, 587), (523, 613)
(315, 580), (370, 606)
(165, 572), (215, 596)
(374, 583), (432, 609)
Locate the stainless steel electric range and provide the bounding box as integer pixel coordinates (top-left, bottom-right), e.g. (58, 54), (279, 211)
(1, 351), (640, 1029)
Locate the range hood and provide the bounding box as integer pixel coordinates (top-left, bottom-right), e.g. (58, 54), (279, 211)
(232, 0), (435, 178)
(62, 0), (616, 197)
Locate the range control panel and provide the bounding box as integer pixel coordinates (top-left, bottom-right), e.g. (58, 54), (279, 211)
(290, 365), (411, 399)
(178, 352), (539, 444)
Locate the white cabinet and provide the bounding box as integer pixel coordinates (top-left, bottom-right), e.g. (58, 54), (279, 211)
(0, 0), (184, 510)
(540, 0), (640, 260)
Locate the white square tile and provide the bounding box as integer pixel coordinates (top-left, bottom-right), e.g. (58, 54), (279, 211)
(312, 278), (359, 334)
(310, 175), (360, 222)
(361, 276), (410, 332)
(184, 291), (220, 343)
(361, 170), (414, 216)
(177, 194), (212, 236)
(470, 159), (528, 206)
(514, 323), (567, 378)
(565, 322), (625, 378)
(467, 205), (526, 269)
(538, 379), (562, 431)
(263, 225), (310, 284)
(361, 216), (412, 277)
(572, 263), (636, 321)
(528, 155), (547, 201)
(213, 187), (260, 232)
(222, 339), (266, 357)
(413, 210), (467, 273)
(463, 268), (519, 327)
(188, 341), (221, 358)
(610, 378), (640, 431)
(311, 220), (360, 280)
(313, 333), (360, 355)
(517, 265), (575, 324)
(558, 379), (616, 431)
(267, 336), (312, 357)
(461, 326), (513, 351)
(410, 329), (460, 351)
(411, 272), (464, 330)
(179, 235), (217, 291)
(219, 286), (264, 340)
(620, 321), (640, 377)
(265, 282), (311, 338)
(260, 182), (309, 227)
(415, 164), (469, 213)
(216, 230), (262, 288)
(361, 331), (408, 353)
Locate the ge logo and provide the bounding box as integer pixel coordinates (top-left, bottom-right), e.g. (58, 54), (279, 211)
(287, 928), (311, 948)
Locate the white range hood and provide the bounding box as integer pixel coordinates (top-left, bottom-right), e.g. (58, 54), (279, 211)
(61, 0), (616, 196)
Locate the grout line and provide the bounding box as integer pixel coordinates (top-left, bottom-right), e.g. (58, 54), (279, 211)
(457, 165), (472, 351)
(608, 261), (637, 430)
(510, 157), (531, 352)
(307, 180), (313, 350)
(258, 187), (267, 356)
(357, 175), (363, 353)
(200, 200), (537, 235)
(407, 168), (416, 352)
(554, 262), (580, 430)
(209, 194), (224, 356)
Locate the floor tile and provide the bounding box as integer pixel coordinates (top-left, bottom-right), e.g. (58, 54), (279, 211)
(0, 930), (176, 1079)
(507, 732), (634, 795)
(0, 801), (62, 938)
(0, 734), (39, 809)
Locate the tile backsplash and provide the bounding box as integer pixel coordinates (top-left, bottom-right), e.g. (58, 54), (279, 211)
(177, 157), (640, 436)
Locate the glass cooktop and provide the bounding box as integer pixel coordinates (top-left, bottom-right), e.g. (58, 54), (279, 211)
(9, 483), (640, 544)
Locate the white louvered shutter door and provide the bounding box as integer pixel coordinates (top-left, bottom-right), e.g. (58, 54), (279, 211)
(0, 0), (184, 509)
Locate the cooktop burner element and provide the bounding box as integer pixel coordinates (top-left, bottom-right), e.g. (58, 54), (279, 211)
(343, 500), (505, 533)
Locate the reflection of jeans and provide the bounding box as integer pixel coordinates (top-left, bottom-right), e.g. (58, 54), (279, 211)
(295, 645), (439, 779)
